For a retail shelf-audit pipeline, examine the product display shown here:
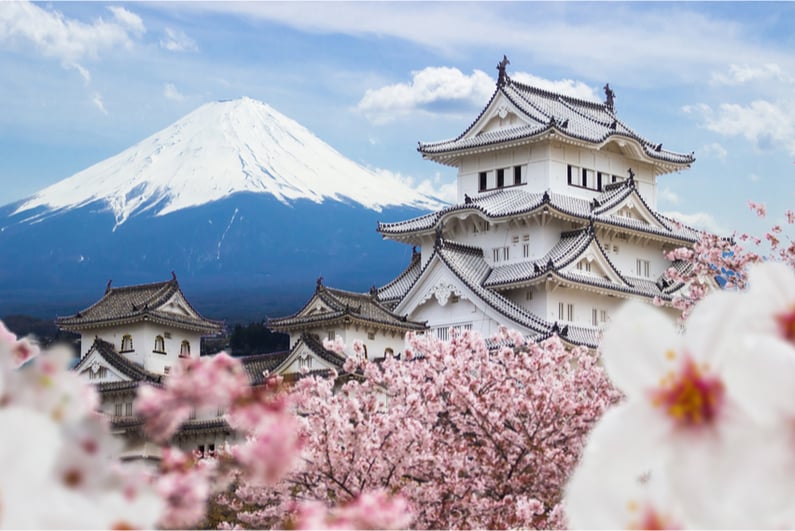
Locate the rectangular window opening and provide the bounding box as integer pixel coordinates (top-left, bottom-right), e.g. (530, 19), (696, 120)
(479, 171), (487, 192)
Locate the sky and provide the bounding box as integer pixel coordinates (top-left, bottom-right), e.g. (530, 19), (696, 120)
(1, 1), (795, 238)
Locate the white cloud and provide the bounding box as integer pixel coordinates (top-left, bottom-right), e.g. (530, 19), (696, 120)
(711, 63), (789, 86)
(357, 67), (599, 124)
(510, 72), (598, 102)
(749, 173), (761, 183)
(107, 6), (145, 36)
(375, 169), (456, 204)
(91, 93), (107, 115)
(0, 1), (145, 78)
(687, 100), (795, 155)
(160, 27), (198, 52)
(663, 210), (728, 235)
(357, 67), (493, 124)
(163, 83), (184, 102)
(659, 187), (680, 205)
(699, 142), (728, 161)
(160, 3), (795, 87)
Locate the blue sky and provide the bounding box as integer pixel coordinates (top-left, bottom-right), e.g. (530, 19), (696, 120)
(1, 2), (795, 237)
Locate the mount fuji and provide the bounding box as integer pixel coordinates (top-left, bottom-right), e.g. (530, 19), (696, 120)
(0, 98), (443, 322)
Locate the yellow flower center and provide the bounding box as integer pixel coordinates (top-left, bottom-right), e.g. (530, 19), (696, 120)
(651, 355), (723, 427)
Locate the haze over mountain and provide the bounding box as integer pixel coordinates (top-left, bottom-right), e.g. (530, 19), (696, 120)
(0, 98), (442, 322)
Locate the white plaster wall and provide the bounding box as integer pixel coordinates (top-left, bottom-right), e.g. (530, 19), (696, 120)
(80, 321), (203, 374)
(599, 237), (671, 281)
(543, 285), (625, 328)
(301, 324), (410, 360)
(409, 296), (501, 340)
(503, 286), (547, 318)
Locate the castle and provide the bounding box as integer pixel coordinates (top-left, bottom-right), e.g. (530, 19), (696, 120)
(60, 58), (701, 458)
(312, 57), (698, 353)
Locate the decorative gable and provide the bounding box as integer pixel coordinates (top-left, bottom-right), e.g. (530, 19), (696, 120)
(76, 349), (128, 384)
(602, 195), (669, 232)
(161, 293), (198, 318)
(560, 241), (628, 286)
(302, 297), (334, 317)
(466, 95), (533, 139)
(273, 338), (344, 376)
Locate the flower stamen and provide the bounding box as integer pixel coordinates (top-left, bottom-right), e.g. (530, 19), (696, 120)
(776, 307), (795, 345)
(651, 355), (724, 427)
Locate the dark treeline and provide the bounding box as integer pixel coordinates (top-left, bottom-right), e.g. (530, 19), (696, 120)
(228, 321), (289, 356)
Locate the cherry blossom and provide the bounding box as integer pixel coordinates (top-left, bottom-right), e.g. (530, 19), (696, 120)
(0, 327), (163, 529)
(221, 328), (617, 529)
(566, 291), (795, 528)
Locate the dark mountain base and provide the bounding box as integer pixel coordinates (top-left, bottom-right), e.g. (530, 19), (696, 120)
(0, 193), (423, 324)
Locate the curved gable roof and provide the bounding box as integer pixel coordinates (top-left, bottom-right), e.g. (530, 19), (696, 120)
(418, 72), (694, 170)
(57, 276), (223, 334)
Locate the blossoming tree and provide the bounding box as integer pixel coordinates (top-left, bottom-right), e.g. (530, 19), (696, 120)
(217, 329), (618, 529)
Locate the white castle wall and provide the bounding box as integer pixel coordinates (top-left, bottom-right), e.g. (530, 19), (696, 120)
(80, 322), (203, 375)
(456, 140), (658, 209)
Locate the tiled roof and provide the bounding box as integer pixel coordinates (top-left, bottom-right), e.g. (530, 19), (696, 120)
(482, 227), (686, 301)
(418, 74), (694, 167)
(58, 276), (223, 334)
(240, 351), (290, 385)
(432, 240), (551, 335)
(432, 239), (601, 348)
(269, 284), (426, 332)
(300, 333), (347, 369)
(378, 183), (703, 243)
(74, 338), (162, 384)
(376, 250), (423, 305)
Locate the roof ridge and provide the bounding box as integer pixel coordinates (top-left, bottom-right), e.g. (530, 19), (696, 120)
(508, 78), (606, 110)
(439, 239), (484, 256)
(108, 279), (173, 293)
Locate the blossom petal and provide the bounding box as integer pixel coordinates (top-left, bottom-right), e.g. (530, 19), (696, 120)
(669, 412), (795, 529)
(684, 290), (743, 368)
(566, 402), (675, 529)
(723, 334), (795, 425)
(599, 302), (682, 396)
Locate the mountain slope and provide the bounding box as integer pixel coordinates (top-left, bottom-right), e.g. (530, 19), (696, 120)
(0, 98), (438, 321)
(13, 97), (442, 229)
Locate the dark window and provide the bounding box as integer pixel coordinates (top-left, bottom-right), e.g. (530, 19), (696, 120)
(479, 172), (487, 191)
(567, 165), (576, 185)
(496, 168), (505, 188)
(514, 165), (522, 185)
(581, 168), (587, 187)
(154, 335), (165, 353)
(120, 334), (133, 352)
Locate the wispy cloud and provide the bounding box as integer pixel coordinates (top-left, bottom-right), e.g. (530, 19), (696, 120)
(699, 142), (728, 161)
(710, 63), (789, 86)
(163, 3), (795, 86)
(375, 169), (456, 204)
(685, 100), (795, 155)
(163, 83), (184, 102)
(357, 67), (598, 124)
(91, 93), (107, 115)
(160, 27), (198, 52)
(0, 2), (145, 79)
(664, 210), (728, 235)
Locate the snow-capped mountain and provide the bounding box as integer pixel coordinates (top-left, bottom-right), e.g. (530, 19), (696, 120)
(14, 97), (442, 229)
(0, 98), (439, 322)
